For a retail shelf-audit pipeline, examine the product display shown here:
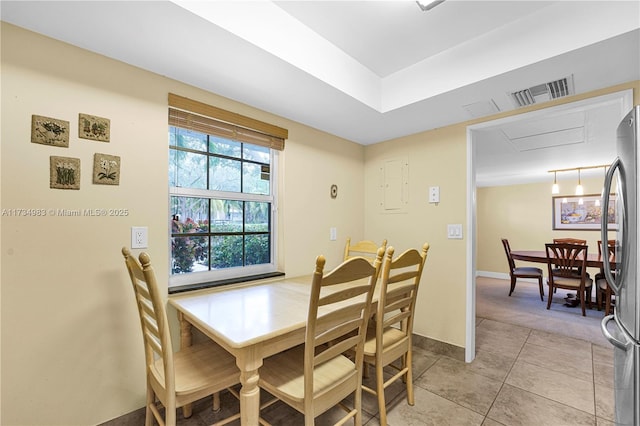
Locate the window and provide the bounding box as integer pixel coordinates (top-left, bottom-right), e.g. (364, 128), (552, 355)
(168, 94), (287, 290)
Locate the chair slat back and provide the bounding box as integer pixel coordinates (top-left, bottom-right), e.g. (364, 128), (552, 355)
(545, 243), (588, 279)
(344, 238), (387, 264)
(122, 248), (175, 392)
(553, 238), (587, 245)
(305, 249), (384, 398)
(501, 239), (516, 271)
(376, 243), (429, 347)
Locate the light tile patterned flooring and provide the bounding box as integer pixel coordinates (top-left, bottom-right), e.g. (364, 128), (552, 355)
(106, 278), (616, 425)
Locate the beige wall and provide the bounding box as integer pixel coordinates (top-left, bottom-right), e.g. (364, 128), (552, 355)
(364, 126), (468, 348)
(0, 23), (365, 425)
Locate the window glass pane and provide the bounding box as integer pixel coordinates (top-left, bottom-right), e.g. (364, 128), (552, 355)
(209, 157), (241, 192)
(210, 200), (243, 233)
(210, 136), (241, 158)
(245, 202), (269, 232)
(171, 196), (209, 232)
(170, 126), (207, 152)
(243, 162), (270, 195)
(243, 144), (270, 164)
(211, 235), (243, 269)
(245, 234), (270, 265)
(172, 150), (207, 189)
(171, 236), (209, 274)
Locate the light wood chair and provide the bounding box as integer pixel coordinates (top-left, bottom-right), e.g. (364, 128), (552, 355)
(258, 249), (384, 426)
(545, 243), (593, 316)
(122, 247), (240, 426)
(501, 238), (544, 300)
(344, 237), (387, 264)
(361, 243), (429, 426)
(596, 240), (616, 315)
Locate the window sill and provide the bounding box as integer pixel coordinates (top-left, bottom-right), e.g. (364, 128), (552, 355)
(168, 271), (285, 294)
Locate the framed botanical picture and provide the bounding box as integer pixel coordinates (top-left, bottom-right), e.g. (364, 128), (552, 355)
(552, 194), (618, 230)
(93, 153), (120, 185)
(50, 156), (80, 190)
(32, 115), (69, 147)
(79, 113), (110, 142)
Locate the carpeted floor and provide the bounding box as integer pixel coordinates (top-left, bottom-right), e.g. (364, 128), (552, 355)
(476, 276), (610, 347)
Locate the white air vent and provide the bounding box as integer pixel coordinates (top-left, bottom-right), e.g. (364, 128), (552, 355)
(510, 76), (574, 108)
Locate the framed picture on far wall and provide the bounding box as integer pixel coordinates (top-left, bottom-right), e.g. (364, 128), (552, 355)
(552, 194), (618, 231)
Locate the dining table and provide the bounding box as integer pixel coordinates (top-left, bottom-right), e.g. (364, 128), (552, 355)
(510, 249), (617, 269)
(168, 274), (375, 425)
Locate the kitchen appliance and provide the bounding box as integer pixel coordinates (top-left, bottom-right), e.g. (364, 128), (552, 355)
(601, 105), (640, 425)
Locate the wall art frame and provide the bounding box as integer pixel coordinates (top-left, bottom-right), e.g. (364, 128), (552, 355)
(92, 153), (120, 185)
(50, 156), (80, 190)
(552, 194), (618, 231)
(79, 113), (110, 142)
(31, 115), (69, 147)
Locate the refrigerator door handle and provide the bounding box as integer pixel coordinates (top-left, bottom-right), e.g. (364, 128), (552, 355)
(601, 314), (634, 350)
(601, 157), (622, 294)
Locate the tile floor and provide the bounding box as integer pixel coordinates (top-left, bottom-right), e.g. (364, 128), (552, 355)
(105, 278), (616, 425)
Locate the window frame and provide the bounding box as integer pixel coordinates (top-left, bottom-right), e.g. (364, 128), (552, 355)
(168, 119), (281, 291)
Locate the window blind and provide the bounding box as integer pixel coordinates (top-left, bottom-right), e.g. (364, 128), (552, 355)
(168, 93), (287, 150)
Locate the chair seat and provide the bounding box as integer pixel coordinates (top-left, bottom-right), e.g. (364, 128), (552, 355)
(546, 276), (593, 289)
(259, 344), (358, 403)
(597, 277), (610, 291)
(151, 341), (239, 397)
(363, 326), (405, 357)
(513, 266), (543, 277)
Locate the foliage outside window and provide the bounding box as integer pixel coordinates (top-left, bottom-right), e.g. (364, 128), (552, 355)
(169, 125), (277, 288)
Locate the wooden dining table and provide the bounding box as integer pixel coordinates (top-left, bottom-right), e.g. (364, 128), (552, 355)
(168, 274), (375, 425)
(510, 250), (617, 269)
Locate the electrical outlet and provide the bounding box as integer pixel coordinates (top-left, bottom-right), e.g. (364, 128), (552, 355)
(131, 226), (148, 249)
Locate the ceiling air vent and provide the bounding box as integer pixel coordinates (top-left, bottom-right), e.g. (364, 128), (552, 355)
(510, 76), (574, 108)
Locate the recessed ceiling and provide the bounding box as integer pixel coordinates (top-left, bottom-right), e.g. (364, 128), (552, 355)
(2, 1), (639, 186)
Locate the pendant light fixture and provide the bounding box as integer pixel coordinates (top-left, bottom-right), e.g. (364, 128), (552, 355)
(552, 171), (559, 194)
(575, 168), (584, 196)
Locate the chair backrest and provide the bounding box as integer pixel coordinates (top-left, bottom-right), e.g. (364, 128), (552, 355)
(597, 239), (616, 257)
(501, 238), (516, 271)
(344, 238), (387, 263)
(552, 238), (587, 245)
(374, 243), (430, 356)
(545, 243), (589, 281)
(305, 248), (384, 399)
(122, 247), (175, 394)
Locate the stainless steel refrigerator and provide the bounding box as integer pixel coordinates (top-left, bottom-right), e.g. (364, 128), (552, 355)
(601, 105), (640, 425)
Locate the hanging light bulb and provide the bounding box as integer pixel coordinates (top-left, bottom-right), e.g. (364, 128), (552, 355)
(552, 171), (559, 194)
(575, 169), (584, 195)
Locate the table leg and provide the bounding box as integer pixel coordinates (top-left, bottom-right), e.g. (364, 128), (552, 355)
(236, 353), (263, 425)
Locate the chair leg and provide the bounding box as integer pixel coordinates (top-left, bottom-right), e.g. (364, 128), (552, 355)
(405, 351), (414, 406)
(538, 277), (544, 301)
(605, 287), (613, 316)
(145, 385), (155, 426)
(376, 362), (387, 426)
(509, 276), (517, 296)
(546, 284), (553, 310)
(580, 289), (586, 317)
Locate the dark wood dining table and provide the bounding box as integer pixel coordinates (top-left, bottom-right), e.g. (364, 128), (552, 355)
(510, 250), (616, 269)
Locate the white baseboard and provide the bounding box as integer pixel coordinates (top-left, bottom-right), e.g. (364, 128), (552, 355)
(476, 270), (540, 283)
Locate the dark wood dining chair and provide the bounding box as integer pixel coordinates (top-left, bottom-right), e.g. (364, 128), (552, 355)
(545, 243), (593, 316)
(501, 239), (544, 300)
(596, 240), (616, 315)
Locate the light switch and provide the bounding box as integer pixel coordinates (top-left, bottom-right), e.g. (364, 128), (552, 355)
(330, 227), (337, 241)
(447, 224), (463, 239)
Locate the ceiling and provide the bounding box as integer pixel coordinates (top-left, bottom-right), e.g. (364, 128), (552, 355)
(2, 1), (639, 186)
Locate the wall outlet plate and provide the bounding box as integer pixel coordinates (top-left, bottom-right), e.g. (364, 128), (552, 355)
(131, 226), (148, 249)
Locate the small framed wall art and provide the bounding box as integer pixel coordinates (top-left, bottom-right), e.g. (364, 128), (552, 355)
(93, 153), (120, 185)
(50, 156), (80, 190)
(79, 113), (110, 142)
(32, 115), (69, 147)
